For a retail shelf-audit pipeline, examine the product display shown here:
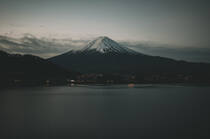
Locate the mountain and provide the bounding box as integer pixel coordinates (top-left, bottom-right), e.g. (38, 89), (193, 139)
(49, 36), (210, 83)
(1, 35), (210, 63)
(0, 50), (75, 86)
(77, 36), (138, 54)
(48, 36), (143, 72)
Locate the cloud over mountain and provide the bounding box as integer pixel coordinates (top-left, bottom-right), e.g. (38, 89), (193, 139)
(0, 34), (210, 63)
(122, 42), (210, 63)
(0, 34), (88, 58)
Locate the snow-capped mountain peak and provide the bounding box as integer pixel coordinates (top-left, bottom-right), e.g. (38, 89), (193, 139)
(79, 36), (138, 54)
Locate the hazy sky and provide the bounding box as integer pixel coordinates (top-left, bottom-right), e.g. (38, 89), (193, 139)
(0, 0), (210, 47)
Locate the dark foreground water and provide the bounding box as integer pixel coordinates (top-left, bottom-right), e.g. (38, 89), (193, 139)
(0, 85), (210, 139)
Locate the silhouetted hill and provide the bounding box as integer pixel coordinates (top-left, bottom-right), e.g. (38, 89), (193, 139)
(0, 50), (76, 86)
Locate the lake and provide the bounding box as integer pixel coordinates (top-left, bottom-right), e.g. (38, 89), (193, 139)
(0, 84), (210, 139)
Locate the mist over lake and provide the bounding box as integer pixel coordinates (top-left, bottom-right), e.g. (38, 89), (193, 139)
(1, 85), (210, 139)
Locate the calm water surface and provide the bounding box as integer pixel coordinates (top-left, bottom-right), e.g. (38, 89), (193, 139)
(0, 85), (210, 139)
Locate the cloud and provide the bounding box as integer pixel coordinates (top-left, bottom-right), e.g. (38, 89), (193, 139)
(121, 41), (210, 63)
(0, 34), (88, 58)
(1, 34), (210, 63)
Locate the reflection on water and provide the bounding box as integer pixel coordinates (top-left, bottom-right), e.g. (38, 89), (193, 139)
(0, 85), (210, 139)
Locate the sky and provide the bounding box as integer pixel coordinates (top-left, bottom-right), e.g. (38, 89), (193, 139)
(0, 0), (210, 47)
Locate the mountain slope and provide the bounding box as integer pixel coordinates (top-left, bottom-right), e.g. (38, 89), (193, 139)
(64, 36), (139, 55)
(49, 36), (141, 72)
(0, 50), (75, 86)
(81, 36), (138, 54)
(48, 37), (210, 83)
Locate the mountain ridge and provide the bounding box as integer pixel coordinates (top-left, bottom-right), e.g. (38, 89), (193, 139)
(0, 50), (76, 86)
(65, 36), (139, 55)
(48, 37), (210, 83)
(1, 34), (210, 63)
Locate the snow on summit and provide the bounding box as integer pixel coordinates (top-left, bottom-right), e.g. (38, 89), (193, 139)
(80, 36), (138, 54)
